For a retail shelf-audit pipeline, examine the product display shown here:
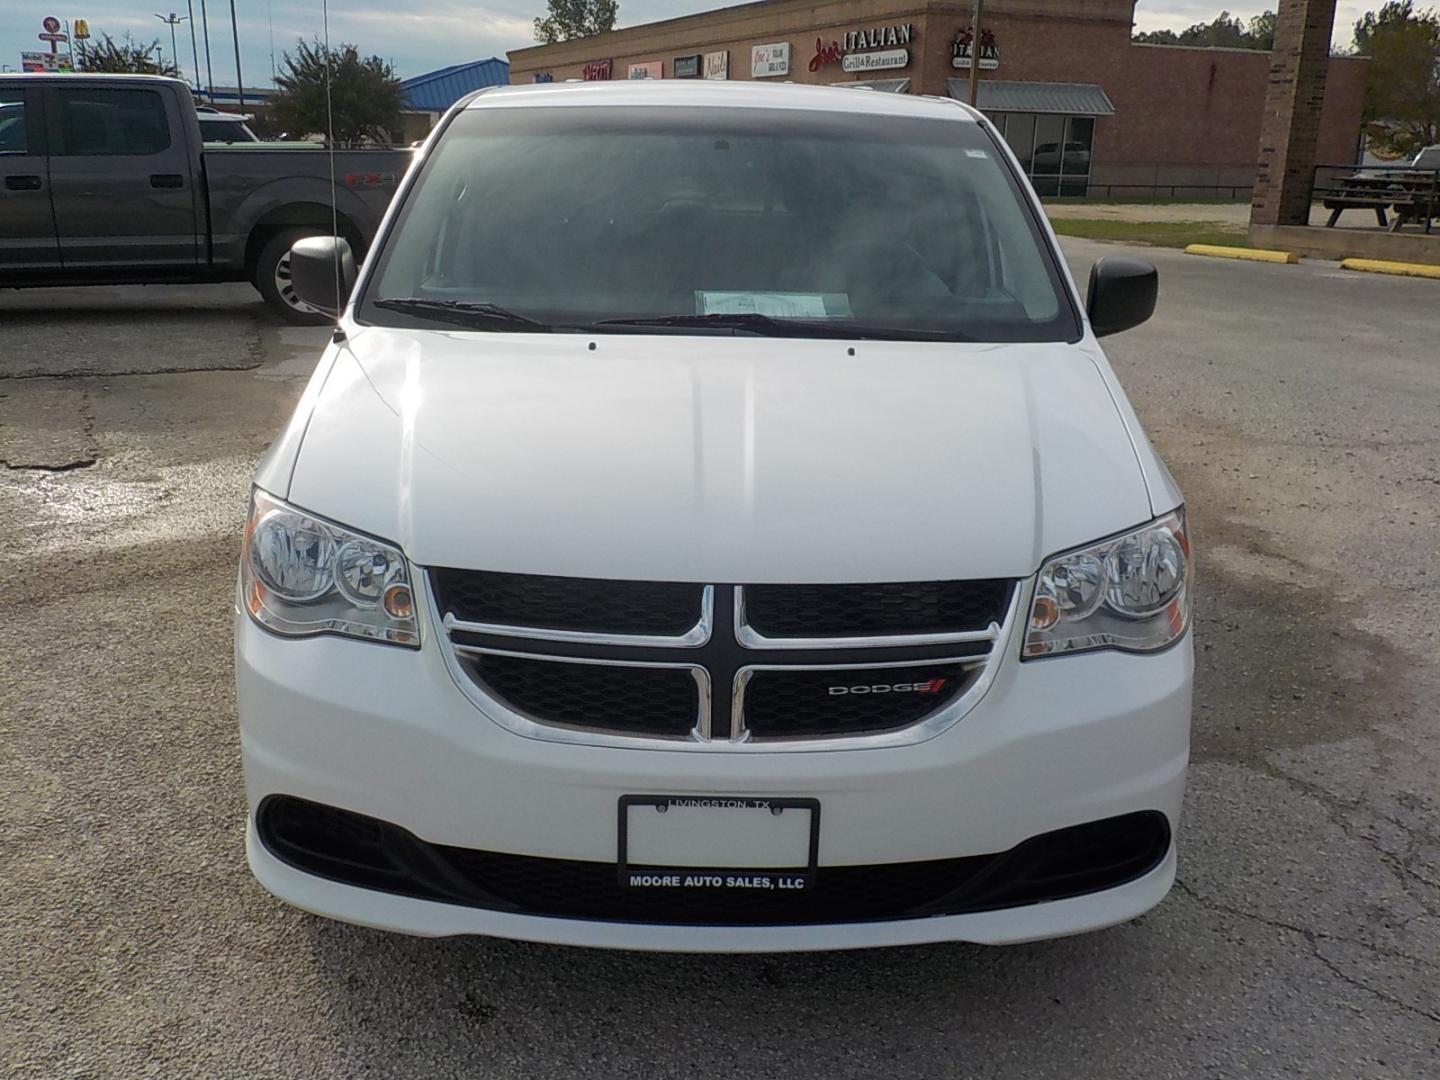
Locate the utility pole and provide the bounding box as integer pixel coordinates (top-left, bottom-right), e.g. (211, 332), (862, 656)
(155, 13), (188, 80)
(200, 0), (215, 101)
(968, 0), (984, 108)
(229, 0), (245, 111)
(186, 0), (202, 92)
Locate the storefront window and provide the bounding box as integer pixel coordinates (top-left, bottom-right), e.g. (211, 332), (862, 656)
(1002, 113), (1035, 173)
(990, 113), (1094, 197)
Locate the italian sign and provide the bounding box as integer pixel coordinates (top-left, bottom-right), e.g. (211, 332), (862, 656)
(841, 49), (908, 72)
(750, 41), (790, 78)
(810, 23), (913, 73)
(952, 27), (1000, 70)
(627, 60), (663, 80)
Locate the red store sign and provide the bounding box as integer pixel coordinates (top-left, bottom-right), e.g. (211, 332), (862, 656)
(583, 59), (613, 81)
(809, 22), (914, 72)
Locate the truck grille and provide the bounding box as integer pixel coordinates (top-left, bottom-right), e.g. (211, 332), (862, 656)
(430, 568), (705, 638)
(739, 663), (972, 740)
(741, 580), (1011, 640)
(432, 574), (1017, 748)
(463, 652), (702, 739)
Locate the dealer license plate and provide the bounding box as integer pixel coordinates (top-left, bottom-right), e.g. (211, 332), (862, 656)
(617, 795), (820, 891)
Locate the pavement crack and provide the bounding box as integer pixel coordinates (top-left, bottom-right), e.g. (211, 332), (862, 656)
(1310, 946), (1440, 1027)
(1176, 879), (1440, 1027)
(0, 363), (262, 381)
(1173, 880), (1422, 965)
(2, 457), (98, 472)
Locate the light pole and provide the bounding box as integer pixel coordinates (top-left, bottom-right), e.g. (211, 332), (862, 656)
(199, 0), (215, 101)
(229, 0), (245, 111)
(968, 0), (984, 107)
(155, 12), (188, 80)
(186, 0), (202, 93)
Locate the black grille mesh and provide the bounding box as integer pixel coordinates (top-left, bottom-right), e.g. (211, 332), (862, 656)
(431, 569), (703, 636)
(742, 664), (972, 739)
(744, 580), (1012, 639)
(466, 652), (698, 737)
(258, 797), (1172, 927)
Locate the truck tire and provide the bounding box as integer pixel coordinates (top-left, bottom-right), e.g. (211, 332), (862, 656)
(254, 229), (337, 326)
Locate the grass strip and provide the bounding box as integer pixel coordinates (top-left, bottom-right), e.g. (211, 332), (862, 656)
(1048, 218), (1248, 249)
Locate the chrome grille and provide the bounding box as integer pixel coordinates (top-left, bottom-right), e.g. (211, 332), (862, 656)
(433, 575), (1019, 750)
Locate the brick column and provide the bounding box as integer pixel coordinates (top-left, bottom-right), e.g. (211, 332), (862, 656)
(1250, 0), (1338, 227)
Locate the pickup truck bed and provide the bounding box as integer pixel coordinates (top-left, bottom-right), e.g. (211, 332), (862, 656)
(0, 73), (411, 322)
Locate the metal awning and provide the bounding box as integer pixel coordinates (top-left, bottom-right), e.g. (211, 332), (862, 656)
(948, 80), (1115, 116)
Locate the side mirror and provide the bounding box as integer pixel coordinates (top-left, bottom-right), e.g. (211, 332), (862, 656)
(1086, 257), (1157, 337)
(288, 235), (357, 317)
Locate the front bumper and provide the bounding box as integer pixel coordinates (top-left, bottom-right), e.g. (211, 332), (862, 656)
(236, 602), (1191, 949)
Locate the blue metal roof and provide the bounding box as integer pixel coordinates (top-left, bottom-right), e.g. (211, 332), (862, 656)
(948, 80), (1115, 116)
(402, 57), (510, 112)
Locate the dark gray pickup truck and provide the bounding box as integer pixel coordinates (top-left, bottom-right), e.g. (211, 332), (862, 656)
(0, 73), (410, 323)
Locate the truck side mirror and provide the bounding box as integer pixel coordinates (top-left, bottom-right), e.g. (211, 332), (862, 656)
(288, 235), (357, 317)
(1086, 257), (1157, 337)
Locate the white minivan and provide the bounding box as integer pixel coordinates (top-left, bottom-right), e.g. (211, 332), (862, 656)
(236, 81), (1192, 951)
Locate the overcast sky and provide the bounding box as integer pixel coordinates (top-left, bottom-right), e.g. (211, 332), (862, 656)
(3, 1), (1377, 85)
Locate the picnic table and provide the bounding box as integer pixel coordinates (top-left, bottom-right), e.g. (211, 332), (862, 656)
(1322, 169), (1439, 233)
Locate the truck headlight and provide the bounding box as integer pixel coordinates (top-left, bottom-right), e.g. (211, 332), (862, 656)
(1024, 511), (1191, 658)
(240, 489), (419, 647)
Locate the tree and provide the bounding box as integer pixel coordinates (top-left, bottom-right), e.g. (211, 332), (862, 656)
(1353, 2), (1440, 157)
(1134, 11), (1278, 50)
(534, 0), (619, 45)
(1247, 11), (1278, 50)
(79, 32), (181, 75)
(270, 39), (404, 147)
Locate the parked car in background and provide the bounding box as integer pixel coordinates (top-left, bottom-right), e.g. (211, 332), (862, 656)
(1410, 145), (1440, 170)
(0, 74), (410, 322)
(1031, 140), (1091, 173)
(195, 105), (260, 143)
(237, 80), (1192, 952)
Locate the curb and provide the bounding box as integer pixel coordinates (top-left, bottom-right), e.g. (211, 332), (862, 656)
(1339, 258), (1440, 280)
(1184, 244), (1298, 264)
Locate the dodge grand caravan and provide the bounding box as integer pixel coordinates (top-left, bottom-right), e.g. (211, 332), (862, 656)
(236, 81), (1192, 951)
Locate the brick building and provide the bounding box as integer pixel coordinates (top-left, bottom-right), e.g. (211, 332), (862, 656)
(507, 0), (1367, 197)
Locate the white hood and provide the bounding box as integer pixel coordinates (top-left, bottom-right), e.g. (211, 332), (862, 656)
(282, 328), (1154, 582)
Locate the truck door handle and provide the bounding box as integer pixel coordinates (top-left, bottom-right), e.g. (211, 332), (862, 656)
(150, 173), (184, 189)
(4, 174), (42, 191)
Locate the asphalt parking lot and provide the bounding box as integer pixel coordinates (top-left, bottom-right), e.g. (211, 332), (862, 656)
(3, 239), (1438, 1078)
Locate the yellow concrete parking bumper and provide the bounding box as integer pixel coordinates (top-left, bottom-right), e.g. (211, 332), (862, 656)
(1184, 244), (1299, 264)
(1339, 258), (1440, 280)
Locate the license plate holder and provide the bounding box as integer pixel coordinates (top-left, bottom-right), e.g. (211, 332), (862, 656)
(617, 795), (820, 892)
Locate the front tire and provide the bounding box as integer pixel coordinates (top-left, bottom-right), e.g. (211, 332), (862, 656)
(254, 229), (336, 326)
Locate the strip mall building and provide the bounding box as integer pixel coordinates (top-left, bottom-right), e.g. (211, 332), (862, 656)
(508, 0), (1367, 197)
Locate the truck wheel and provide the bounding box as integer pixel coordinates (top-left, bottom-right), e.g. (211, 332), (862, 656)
(254, 229), (336, 326)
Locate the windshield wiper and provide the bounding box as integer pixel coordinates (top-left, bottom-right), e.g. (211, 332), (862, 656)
(373, 297), (549, 331)
(589, 313), (968, 341)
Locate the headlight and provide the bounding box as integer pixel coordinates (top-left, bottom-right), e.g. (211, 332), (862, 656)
(1024, 511), (1191, 658)
(240, 489), (419, 647)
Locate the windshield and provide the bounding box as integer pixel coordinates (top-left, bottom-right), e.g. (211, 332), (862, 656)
(200, 118), (257, 142)
(361, 105), (1078, 342)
